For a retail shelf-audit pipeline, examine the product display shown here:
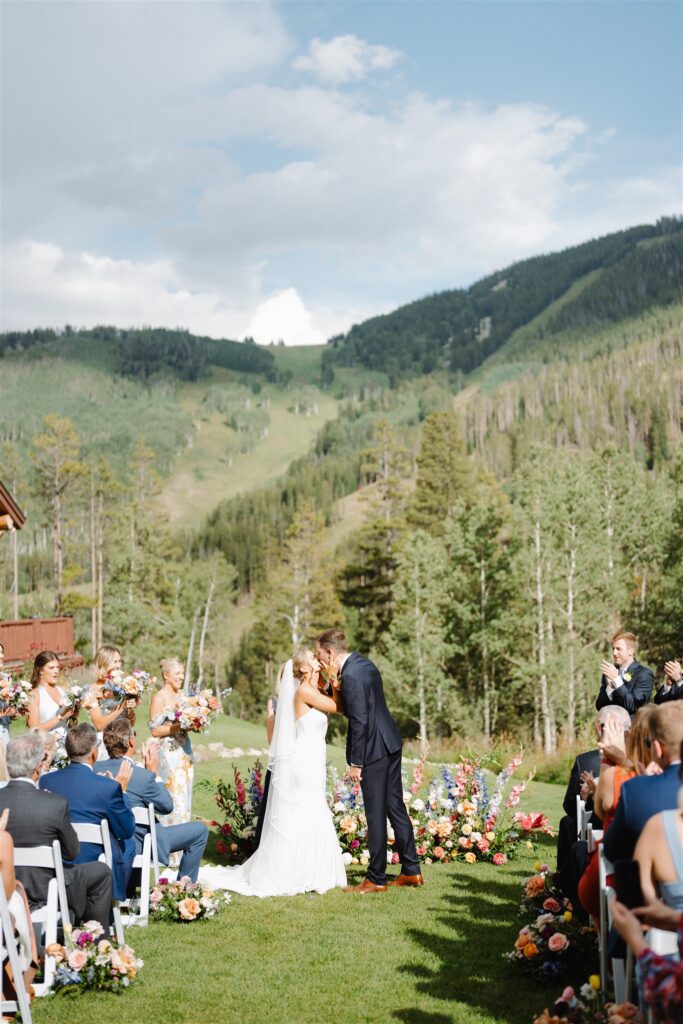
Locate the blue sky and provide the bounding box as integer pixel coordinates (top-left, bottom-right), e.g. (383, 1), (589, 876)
(1, 0), (680, 343)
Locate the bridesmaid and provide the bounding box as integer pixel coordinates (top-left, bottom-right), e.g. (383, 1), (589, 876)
(149, 658), (193, 864)
(26, 650), (77, 732)
(83, 645), (126, 759)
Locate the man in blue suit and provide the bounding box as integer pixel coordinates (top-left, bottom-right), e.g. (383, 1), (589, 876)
(99, 715), (208, 882)
(603, 703), (683, 864)
(40, 722), (135, 901)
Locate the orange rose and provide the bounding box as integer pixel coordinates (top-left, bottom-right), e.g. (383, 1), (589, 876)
(523, 942), (539, 958)
(178, 897), (201, 921)
(525, 874), (546, 898)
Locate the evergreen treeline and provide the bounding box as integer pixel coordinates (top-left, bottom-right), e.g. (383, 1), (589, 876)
(0, 325), (278, 382)
(322, 219), (682, 382)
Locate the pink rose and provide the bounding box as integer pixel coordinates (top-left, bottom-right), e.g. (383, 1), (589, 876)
(492, 852), (507, 865)
(391, 852), (400, 864)
(477, 839), (490, 853)
(543, 898), (561, 913)
(547, 933), (569, 952)
(561, 987), (575, 1001)
(67, 948), (88, 971)
(433, 846), (445, 859)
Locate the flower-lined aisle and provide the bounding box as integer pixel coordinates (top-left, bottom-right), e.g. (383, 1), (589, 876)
(205, 753), (553, 869)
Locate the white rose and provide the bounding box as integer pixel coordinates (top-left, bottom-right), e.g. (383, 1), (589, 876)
(333, 801), (346, 814)
(461, 824), (473, 836)
(411, 798), (425, 811)
(341, 852), (352, 866)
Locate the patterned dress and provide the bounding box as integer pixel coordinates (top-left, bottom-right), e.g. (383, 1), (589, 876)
(83, 686), (123, 760)
(150, 713), (194, 869)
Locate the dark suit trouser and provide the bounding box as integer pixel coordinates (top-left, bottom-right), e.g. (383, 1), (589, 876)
(361, 748), (420, 885)
(65, 861), (112, 935)
(254, 769), (271, 851)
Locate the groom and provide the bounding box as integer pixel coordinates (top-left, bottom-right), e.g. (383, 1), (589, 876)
(316, 628), (422, 894)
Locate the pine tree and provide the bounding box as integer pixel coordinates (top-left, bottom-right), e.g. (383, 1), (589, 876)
(409, 411), (475, 533)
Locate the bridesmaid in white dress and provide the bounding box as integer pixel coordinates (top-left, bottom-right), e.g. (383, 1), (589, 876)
(149, 658), (193, 866)
(26, 651), (76, 733)
(201, 650), (347, 897)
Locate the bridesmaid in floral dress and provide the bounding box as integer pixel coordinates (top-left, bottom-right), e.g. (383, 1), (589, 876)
(83, 645), (126, 760)
(149, 658), (193, 866)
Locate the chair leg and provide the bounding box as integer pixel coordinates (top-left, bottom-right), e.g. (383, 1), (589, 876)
(112, 903), (125, 945)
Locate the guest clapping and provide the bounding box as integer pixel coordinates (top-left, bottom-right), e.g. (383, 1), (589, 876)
(595, 631), (654, 715)
(654, 659), (683, 704)
(40, 723), (135, 902)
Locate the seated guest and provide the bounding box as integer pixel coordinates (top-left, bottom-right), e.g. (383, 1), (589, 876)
(0, 733), (112, 933)
(556, 704), (631, 871)
(99, 716), (208, 882)
(0, 810), (38, 1001)
(635, 743), (683, 911)
(40, 722), (135, 902)
(655, 659), (683, 705)
(595, 630), (654, 715)
(611, 898), (683, 1024)
(603, 703), (683, 865)
(577, 705), (656, 919)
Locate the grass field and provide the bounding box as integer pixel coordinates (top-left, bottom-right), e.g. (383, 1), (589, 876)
(28, 713), (566, 1024)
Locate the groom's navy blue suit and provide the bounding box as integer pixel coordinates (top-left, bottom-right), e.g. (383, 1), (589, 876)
(340, 652), (420, 885)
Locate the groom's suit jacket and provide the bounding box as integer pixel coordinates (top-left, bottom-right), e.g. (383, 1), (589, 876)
(340, 652), (402, 767)
(594, 660), (653, 715)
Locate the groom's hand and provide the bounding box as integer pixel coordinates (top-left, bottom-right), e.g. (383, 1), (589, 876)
(348, 765), (362, 784)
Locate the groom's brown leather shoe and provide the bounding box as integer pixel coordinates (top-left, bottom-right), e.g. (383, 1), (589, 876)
(344, 879), (388, 894)
(386, 873), (424, 887)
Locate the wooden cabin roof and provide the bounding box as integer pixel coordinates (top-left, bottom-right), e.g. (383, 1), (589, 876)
(0, 479), (26, 530)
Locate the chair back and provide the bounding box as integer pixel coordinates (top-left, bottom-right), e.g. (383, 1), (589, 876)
(0, 885), (33, 1022)
(73, 818), (115, 868)
(132, 802), (159, 881)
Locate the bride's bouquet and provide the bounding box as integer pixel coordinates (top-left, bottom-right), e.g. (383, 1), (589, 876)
(104, 669), (154, 703)
(0, 675), (31, 714)
(163, 689), (222, 734)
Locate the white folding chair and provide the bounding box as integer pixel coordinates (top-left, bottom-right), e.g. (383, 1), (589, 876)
(72, 820), (125, 945)
(598, 846), (628, 1002)
(119, 804), (159, 928)
(13, 840), (70, 997)
(586, 826), (603, 853)
(0, 885), (33, 1022)
(576, 796), (585, 840)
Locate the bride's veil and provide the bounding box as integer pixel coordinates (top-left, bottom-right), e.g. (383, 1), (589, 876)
(247, 659), (299, 882)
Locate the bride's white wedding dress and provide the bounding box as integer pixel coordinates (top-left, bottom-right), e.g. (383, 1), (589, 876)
(200, 694), (347, 897)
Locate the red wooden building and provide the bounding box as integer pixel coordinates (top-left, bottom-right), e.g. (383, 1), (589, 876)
(0, 479), (82, 671)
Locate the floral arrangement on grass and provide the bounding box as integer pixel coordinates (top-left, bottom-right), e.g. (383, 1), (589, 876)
(163, 689), (222, 734)
(208, 753), (552, 869)
(150, 875), (231, 921)
(0, 675), (31, 714)
(521, 864), (572, 917)
(47, 921), (143, 994)
(204, 762), (264, 863)
(532, 978), (641, 1023)
(507, 908), (598, 980)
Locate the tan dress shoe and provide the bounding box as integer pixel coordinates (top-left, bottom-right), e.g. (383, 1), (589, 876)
(343, 879), (388, 894)
(386, 873), (424, 887)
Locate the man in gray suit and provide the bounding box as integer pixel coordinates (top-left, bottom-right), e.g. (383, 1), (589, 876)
(0, 733), (112, 932)
(98, 716), (208, 882)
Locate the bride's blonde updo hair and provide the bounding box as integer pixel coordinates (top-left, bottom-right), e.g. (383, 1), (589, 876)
(292, 650), (315, 682)
(93, 645), (121, 683)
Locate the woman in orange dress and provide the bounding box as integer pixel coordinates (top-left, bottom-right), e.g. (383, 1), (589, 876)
(578, 705), (657, 920)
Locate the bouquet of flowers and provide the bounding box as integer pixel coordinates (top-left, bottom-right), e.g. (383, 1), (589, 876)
(507, 909), (598, 980)
(0, 675), (31, 714)
(521, 865), (572, 917)
(60, 683), (87, 719)
(205, 762), (264, 863)
(50, 727), (69, 770)
(164, 689), (222, 734)
(47, 920), (143, 994)
(532, 978), (641, 1023)
(104, 669), (153, 703)
(150, 876), (230, 922)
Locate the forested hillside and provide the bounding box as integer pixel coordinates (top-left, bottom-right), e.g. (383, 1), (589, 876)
(1, 218), (682, 752)
(322, 218), (682, 382)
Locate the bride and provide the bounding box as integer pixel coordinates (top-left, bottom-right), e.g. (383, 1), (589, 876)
(200, 650), (347, 897)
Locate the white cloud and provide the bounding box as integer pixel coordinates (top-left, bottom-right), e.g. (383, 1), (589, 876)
(293, 35), (403, 84)
(0, 241), (374, 346)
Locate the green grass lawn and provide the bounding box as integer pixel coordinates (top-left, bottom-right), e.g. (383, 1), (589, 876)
(28, 712), (566, 1024)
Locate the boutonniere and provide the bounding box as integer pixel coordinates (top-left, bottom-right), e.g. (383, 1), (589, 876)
(623, 672), (632, 682)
